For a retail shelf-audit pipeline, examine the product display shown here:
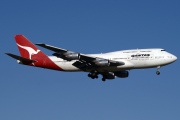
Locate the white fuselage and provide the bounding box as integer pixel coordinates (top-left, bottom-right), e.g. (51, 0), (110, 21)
(49, 48), (177, 72)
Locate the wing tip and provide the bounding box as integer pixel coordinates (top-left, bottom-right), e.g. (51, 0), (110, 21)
(35, 43), (46, 46)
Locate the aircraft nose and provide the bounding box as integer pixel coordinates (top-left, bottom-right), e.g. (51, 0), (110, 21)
(173, 55), (177, 61)
(167, 54), (177, 63)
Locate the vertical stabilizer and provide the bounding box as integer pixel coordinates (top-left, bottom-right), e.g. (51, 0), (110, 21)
(15, 35), (47, 60)
(14, 35), (63, 71)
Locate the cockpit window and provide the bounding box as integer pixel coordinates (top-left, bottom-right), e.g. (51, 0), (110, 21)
(161, 49), (166, 51)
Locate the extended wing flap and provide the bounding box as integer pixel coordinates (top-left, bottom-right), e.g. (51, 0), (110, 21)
(72, 61), (89, 69)
(79, 54), (96, 62)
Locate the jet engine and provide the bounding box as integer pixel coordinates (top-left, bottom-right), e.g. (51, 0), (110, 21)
(94, 58), (110, 66)
(114, 71), (129, 78)
(102, 72), (115, 80)
(53, 51), (80, 61)
(63, 51), (80, 60)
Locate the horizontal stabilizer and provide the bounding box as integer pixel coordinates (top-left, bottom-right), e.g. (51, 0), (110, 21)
(5, 53), (36, 64)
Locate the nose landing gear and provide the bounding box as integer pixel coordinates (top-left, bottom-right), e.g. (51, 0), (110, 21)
(156, 71), (160, 75)
(156, 66), (160, 75)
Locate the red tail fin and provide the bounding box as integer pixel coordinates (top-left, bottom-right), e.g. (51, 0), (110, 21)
(15, 35), (63, 71)
(15, 35), (47, 60)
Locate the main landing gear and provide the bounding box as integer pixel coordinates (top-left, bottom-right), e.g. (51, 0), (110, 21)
(88, 70), (98, 79)
(102, 77), (106, 82)
(88, 70), (106, 81)
(156, 66), (160, 75)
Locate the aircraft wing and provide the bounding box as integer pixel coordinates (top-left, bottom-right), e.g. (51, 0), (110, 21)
(36, 43), (125, 69)
(79, 54), (125, 66)
(36, 43), (67, 53)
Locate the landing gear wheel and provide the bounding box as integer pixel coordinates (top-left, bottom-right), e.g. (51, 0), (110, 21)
(102, 78), (106, 81)
(88, 71), (99, 79)
(156, 66), (161, 75)
(156, 71), (160, 75)
(88, 74), (91, 77)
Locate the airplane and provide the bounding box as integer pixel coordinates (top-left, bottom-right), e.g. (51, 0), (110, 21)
(6, 35), (177, 81)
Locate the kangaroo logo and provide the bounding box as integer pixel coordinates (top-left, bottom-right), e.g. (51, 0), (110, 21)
(17, 43), (40, 60)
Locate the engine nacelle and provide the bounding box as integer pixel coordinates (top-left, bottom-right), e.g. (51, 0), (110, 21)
(103, 72), (115, 79)
(94, 59), (110, 66)
(63, 51), (80, 60)
(114, 71), (129, 78)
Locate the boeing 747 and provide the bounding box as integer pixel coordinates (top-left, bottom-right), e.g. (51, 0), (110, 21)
(6, 35), (177, 81)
